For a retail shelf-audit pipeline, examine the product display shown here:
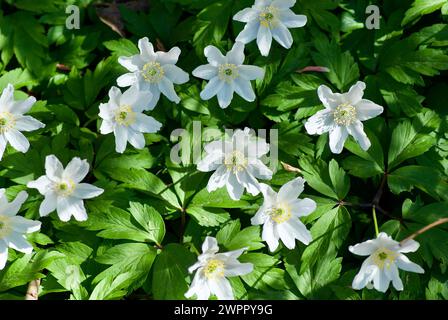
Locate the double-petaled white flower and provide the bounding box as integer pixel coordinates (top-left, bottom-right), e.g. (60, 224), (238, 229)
(0, 189), (41, 270)
(185, 236), (253, 300)
(234, 0), (307, 56)
(305, 81), (384, 154)
(197, 128), (273, 200)
(117, 37), (189, 109)
(99, 86), (162, 153)
(0, 84), (45, 160)
(251, 177), (315, 251)
(27, 155), (104, 222)
(350, 232), (424, 293)
(192, 42), (264, 109)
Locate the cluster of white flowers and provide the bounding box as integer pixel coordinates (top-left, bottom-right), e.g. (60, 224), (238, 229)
(0, 0), (426, 299)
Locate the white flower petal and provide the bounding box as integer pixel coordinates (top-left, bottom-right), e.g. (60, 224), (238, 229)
(197, 152), (224, 172)
(233, 78), (256, 102)
(251, 206), (268, 225)
(45, 155), (64, 180)
(277, 177), (305, 203)
(0, 84), (15, 111)
(373, 268), (390, 293)
(5, 129), (30, 153)
(73, 183), (103, 199)
(226, 172), (244, 200)
(259, 183), (277, 206)
(120, 86), (152, 112)
(304, 109), (334, 135)
(206, 165), (228, 192)
(117, 73), (137, 87)
(236, 170), (260, 196)
(200, 77), (225, 100)
(224, 262), (253, 277)
(158, 77), (180, 103)
(10, 96), (36, 115)
(317, 85), (341, 110)
(345, 81), (366, 105)
(118, 56), (140, 72)
(233, 8), (257, 22)
(227, 42), (245, 65)
(352, 259), (376, 290)
(0, 135), (7, 161)
(163, 64), (189, 84)
(347, 121), (371, 151)
(130, 113), (162, 133)
(100, 120), (114, 135)
(277, 223), (297, 249)
(193, 65), (218, 80)
(114, 125), (129, 153)
(262, 219), (279, 252)
(0, 191), (28, 217)
(395, 255), (425, 274)
(138, 37), (157, 61)
(185, 271), (211, 300)
(289, 198), (316, 217)
(0, 240), (8, 270)
(235, 21), (259, 44)
(282, 218), (312, 246)
(63, 157), (89, 182)
(209, 277), (234, 300)
(5, 232), (33, 254)
(385, 263), (403, 291)
(398, 239), (420, 253)
(355, 99), (384, 121)
(238, 65), (265, 81)
(39, 192), (58, 217)
(349, 239), (379, 256)
(204, 46), (226, 65)
(202, 236), (219, 254)
(257, 27), (273, 56)
(56, 197), (76, 222)
(271, 23), (293, 49)
(272, 0), (296, 8)
(281, 12), (307, 28)
(27, 176), (53, 195)
(127, 130), (146, 149)
(247, 161), (273, 180)
(217, 83), (234, 109)
(329, 126), (348, 154)
(156, 47), (181, 65)
(14, 116), (45, 132)
(10, 216), (41, 234)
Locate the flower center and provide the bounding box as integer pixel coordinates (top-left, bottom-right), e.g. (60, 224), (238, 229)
(372, 248), (397, 269)
(259, 6), (278, 28)
(268, 205), (291, 224)
(0, 216), (12, 238)
(224, 150), (248, 173)
(55, 180), (76, 197)
(333, 103), (357, 126)
(142, 61), (165, 83)
(114, 105), (136, 126)
(0, 111), (16, 133)
(204, 259), (225, 279)
(218, 63), (239, 83)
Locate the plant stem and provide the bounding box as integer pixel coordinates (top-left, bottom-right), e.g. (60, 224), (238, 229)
(25, 279), (40, 300)
(400, 218), (448, 245)
(372, 205), (379, 237)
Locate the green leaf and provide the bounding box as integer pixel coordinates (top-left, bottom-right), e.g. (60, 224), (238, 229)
(298, 156), (339, 200)
(226, 226), (265, 251)
(186, 206), (231, 227)
(152, 244), (196, 300)
(402, 0), (448, 26)
(328, 159), (350, 200)
(129, 202), (166, 245)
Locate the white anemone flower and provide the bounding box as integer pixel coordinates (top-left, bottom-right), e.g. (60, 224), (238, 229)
(349, 232), (424, 293)
(192, 42), (265, 108)
(233, 0), (307, 56)
(251, 178), (316, 251)
(305, 81), (384, 154)
(0, 83), (45, 160)
(117, 37), (189, 109)
(185, 236), (253, 300)
(197, 128), (273, 200)
(99, 86), (162, 153)
(27, 155), (104, 222)
(0, 189), (41, 270)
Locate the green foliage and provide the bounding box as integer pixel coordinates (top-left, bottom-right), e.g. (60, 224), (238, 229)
(0, 0), (447, 301)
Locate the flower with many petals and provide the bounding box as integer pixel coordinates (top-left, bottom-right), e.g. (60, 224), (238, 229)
(185, 236), (253, 300)
(0, 189), (41, 270)
(0, 84), (45, 160)
(99, 86), (162, 153)
(234, 0), (307, 56)
(197, 128), (273, 200)
(251, 178), (315, 251)
(117, 37), (189, 109)
(193, 42), (264, 108)
(27, 155), (104, 222)
(350, 232), (424, 293)
(305, 81), (384, 154)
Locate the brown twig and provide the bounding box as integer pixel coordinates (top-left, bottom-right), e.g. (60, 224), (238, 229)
(297, 66), (330, 73)
(281, 161), (302, 173)
(400, 218), (448, 245)
(25, 279), (40, 300)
